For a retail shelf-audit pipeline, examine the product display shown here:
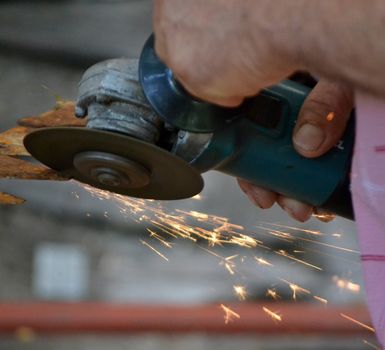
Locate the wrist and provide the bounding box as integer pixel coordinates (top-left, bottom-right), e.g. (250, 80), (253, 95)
(247, 0), (307, 78)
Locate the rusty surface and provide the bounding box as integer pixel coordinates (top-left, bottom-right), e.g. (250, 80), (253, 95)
(0, 126), (30, 156)
(0, 103), (79, 204)
(0, 102), (86, 203)
(0, 192), (25, 205)
(17, 101), (86, 128)
(0, 155), (67, 181)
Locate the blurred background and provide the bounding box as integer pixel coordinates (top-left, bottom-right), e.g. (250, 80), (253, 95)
(0, 0), (376, 349)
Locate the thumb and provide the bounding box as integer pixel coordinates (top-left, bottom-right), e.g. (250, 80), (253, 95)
(292, 80), (354, 158)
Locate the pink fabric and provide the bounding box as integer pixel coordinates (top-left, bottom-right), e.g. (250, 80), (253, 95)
(352, 92), (385, 346)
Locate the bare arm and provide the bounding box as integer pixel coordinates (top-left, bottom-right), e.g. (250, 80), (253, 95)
(154, 0), (385, 102)
(288, 0), (385, 97)
(153, 0), (380, 221)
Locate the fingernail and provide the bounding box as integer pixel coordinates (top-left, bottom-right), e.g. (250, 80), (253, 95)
(294, 123), (325, 151)
(282, 205), (305, 222)
(282, 205), (296, 220)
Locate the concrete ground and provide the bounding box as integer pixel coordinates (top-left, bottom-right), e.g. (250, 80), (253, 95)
(0, 1), (372, 349)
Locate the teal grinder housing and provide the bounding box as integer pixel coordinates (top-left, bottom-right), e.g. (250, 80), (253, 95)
(139, 36), (354, 219)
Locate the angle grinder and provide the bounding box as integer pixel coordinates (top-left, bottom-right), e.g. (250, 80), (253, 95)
(24, 35), (354, 219)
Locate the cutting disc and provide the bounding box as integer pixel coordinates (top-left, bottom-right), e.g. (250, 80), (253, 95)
(23, 127), (204, 200)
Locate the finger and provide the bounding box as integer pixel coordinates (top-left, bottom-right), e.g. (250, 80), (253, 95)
(153, 1), (169, 62)
(176, 74), (245, 107)
(293, 80), (354, 158)
(237, 179), (277, 209)
(277, 196), (313, 222)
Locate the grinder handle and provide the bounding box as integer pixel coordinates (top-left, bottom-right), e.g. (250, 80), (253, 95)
(193, 79), (354, 219)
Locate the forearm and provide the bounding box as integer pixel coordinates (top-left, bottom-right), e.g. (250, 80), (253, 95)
(154, 0), (385, 103)
(282, 0), (385, 96)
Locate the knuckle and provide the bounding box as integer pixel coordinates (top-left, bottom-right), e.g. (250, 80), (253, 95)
(301, 96), (333, 121)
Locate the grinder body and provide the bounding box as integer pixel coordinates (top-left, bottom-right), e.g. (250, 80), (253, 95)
(184, 81), (354, 218)
(139, 36), (354, 219)
(24, 35), (354, 220)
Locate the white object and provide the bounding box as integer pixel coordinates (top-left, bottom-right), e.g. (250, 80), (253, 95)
(33, 243), (89, 300)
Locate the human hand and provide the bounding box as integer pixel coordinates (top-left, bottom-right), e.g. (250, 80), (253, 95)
(153, 0), (301, 106)
(238, 80), (354, 222)
(153, 0), (355, 221)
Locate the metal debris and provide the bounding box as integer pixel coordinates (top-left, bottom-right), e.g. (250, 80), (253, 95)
(0, 155), (67, 181)
(17, 101), (86, 128)
(0, 192), (25, 205)
(0, 101), (78, 204)
(0, 126), (30, 156)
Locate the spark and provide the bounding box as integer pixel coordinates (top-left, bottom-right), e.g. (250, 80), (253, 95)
(275, 250), (323, 271)
(263, 223), (322, 236)
(363, 340), (381, 350)
(225, 255), (238, 261)
(80, 184), (361, 327)
(280, 279), (311, 300)
(333, 276), (361, 293)
(260, 228), (294, 241)
(220, 304), (240, 324)
(313, 295), (328, 304)
(233, 285), (247, 301)
(72, 191), (80, 199)
(140, 240), (169, 261)
(230, 234), (258, 248)
(266, 289), (280, 300)
(147, 229), (173, 248)
(292, 235), (359, 254)
(326, 111), (335, 121)
(257, 223), (359, 253)
(186, 210), (209, 220)
(340, 313), (375, 332)
(312, 211), (336, 222)
(289, 283), (310, 300)
(263, 306), (282, 322)
(224, 262), (236, 275)
(255, 256), (274, 267)
(208, 231), (221, 247)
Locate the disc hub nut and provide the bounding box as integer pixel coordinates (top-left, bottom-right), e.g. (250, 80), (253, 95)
(73, 151), (150, 189)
